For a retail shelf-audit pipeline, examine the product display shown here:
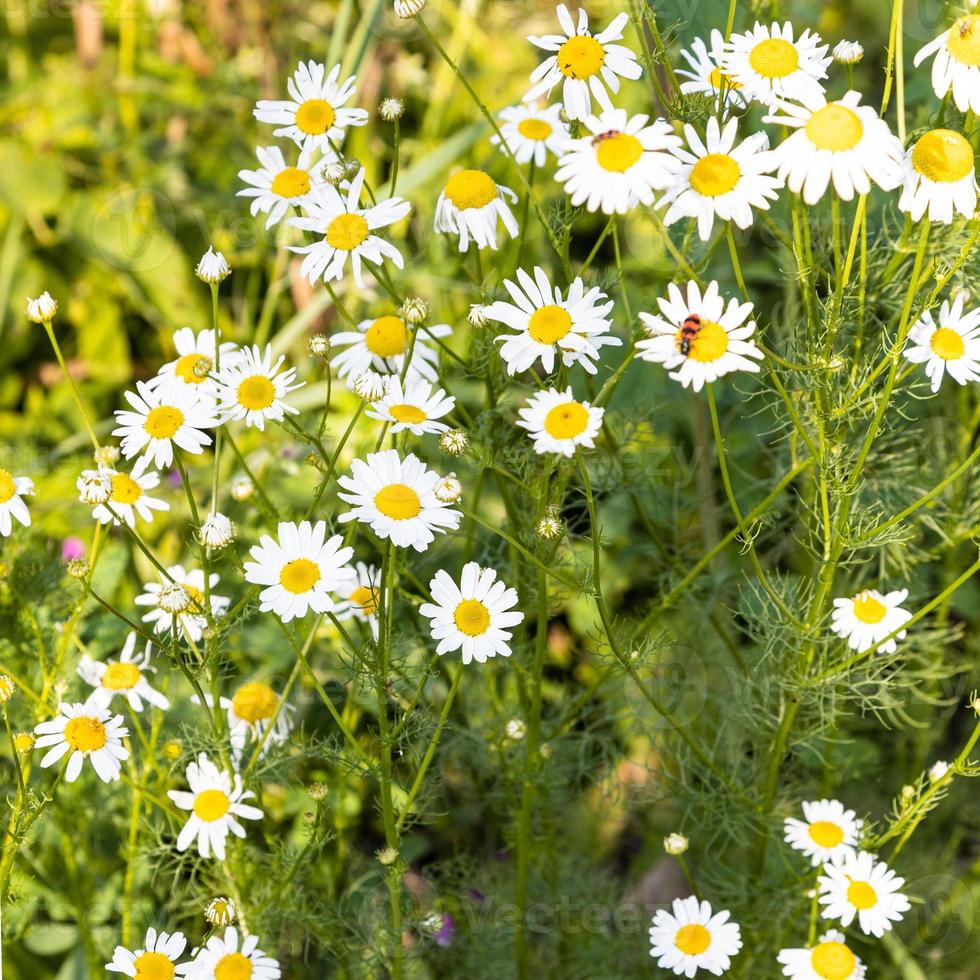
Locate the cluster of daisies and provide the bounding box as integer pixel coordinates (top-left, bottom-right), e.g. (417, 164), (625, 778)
(652, 798), (911, 976)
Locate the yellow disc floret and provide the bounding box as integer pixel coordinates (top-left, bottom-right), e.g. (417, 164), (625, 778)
(805, 104), (864, 152)
(374, 484), (422, 520)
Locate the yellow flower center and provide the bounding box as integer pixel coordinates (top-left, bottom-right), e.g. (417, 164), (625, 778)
(102, 661), (142, 690)
(270, 166), (311, 198)
(326, 212), (370, 251)
(947, 16), (980, 66)
(295, 98), (336, 135)
(0, 469), (16, 504)
(144, 405), (184, 440)
(544, 401), (590, 440)
(595, 133), (643, 173)
(805, 104), (864, 152)
(174, 352), (213, 384)
(852, 592), (886, 624)
(64, 716), (107, 753)
(518, 118), (553, 141)
(193, 788), (231, 822)
(557, 35), (605, 78)
(133, 950), (175, 980)
(236, 375), (276, 410)
(231, 682), (278, 723)
(808, 820), (845, 848)
(349, 584), (379, 615)
(810, 941), (857, 980)
(528, 305), (573, 344)
(454, 598), (490, 636)
(444, 169), (498, 210)
(374, 483), (422, 520)
(708, 66), (741, 90)
(14, 733), (33, 752)
(279, 558), (321, 595)
(674, 923), (711, 955)
(678, 319), (728, 363)
(847, 880), (878, 910)
(689, 153), (741, 196)
(748, 37), (800, 78)
(214, 952), (253, 980)
(389, 404), (428, 424)
(183, 583), (205, 613)
(110, 472), (143, 505)
(364, 316), (408, 357)
(930, 326), (966, 360)
(911, 129), (975, 182)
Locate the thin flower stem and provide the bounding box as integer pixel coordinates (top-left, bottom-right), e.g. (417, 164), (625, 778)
(42, 320), (101, 450)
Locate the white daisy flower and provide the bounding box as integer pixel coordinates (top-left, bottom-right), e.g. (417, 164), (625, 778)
(648, 896), (743, 978)
(658, 116), (781, 240)
(764, 91), (905, 204)
(84, 459), (169, 528)
(366, 376), (456, 435)
(777, 929), (865, 980)
(524, 3), (642, 121)
(636, 280), (763, 391)
(830, 588), (912, 655)
(337, 449), (462, 552)
(243, 520), (355, 623)
(783, 799), (862, 867)
(237, 145), (320, 228)
(330, 314), (452, 386)
(434, 169), (518, 251)
(915, 14), (980, 115)
(112, 380), (218, 470)
(491, 103), (570, 167)
(333, 561), (382, 638)
(168, 754), (263, 861)
(676, 30), (747, 112)
(254, 60), (368, 153)
(33, 699), (129, 783)
(555, 106), (682, 214)
(516, 386), (604, 457)
(818, 850), (911, 937)
(0, 469), (33, 537)
(288, 167), (411, 287)
(898, 128), (978, 224)
(904, 294), (980, 392)
(147, 327), (240, 396)
(136, 565), (230, 644)
(77, 633), (170, 713)
(106, 927), (188, 977)
(213, 343), (304, 430)
(721, 21), (831, 107)
(418, 562), (524, 664)
(179, 926), (280, 979)
(486, 266), (620, 375)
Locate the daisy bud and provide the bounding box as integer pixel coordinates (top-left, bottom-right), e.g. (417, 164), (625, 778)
(900, 784), (916, 806)
(205, 896), (238, 927)
(303, 811), (316, 826)
(308, 781), (327, 801)
(76, 469), (113, 505)
(321, 159), (348, 184)
(468, 304), (491, 327)
(434, 473), (462, 504)
(832, 40), (864, 65)
(970, 690), (980, 715)
(199, 512), (235, 550)
(353, 371), (388, 402)
(308, 334), (330, 357)
(536, 506), (563, 541)
(393, 0), (425, 18)
(93, 444), (120, 467)
(439, 428), (469, 456)
(379, 97), (405, 121)
(505, 718), (526, 741)
(377, 846), (399, 866)
(66, 559), (90, 580)
(157, 582), (192, 614)
(231, 476), (254, 501)
(0, 675), (14, 703)
(195, 247), (231, 284)
(342, 158), (362, 181)
(14, 733), (33, 752)
(399, 296), (429, 324)
(162, 739), (182, 760)
(929, 760), (950, 783)
(663, 833), (689, 856)
(25, 292), (58, 324)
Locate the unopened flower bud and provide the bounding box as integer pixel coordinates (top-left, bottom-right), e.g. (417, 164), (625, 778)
(353, 371), (387, 402)
(468, 304), (491, 327)
(199, 512), (235, 550)
(196, 247), (231, 284)
(26, 292), (58, 324)
(309, 781), (327, 801)
(77, 469), (113, 505)
(377, 846), (399, 866)
(205, 897), (237, 926)
(505, 718), (526, 740)
(929, 760), (950, 783)
(399, 297), (429, 324)
(66, 559), (90, 580)
(231, 477), (254, 501)
(664, 833), (689, 856)
(14, 733), (33, 752)
(308, 334), (330, 357)
(379, 97), (405, 121)
(321, 158), (347, 184)
(93, 445), (120, 467)
(394, 0), (425, 18)
(0, 675), (14, 703)
(439, 429), (469, 456)
(434, 473), (462, 503)
(157, 582), (191, 614)
(832, 40), (864, 65)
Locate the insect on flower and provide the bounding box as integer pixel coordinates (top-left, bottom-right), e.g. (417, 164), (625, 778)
(677, 314), (702, 356)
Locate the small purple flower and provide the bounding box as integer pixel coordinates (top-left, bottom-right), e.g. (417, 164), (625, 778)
(166, 469), (183, 488)
(61, 537), (85, 561)
(433, 913), (455, 948)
